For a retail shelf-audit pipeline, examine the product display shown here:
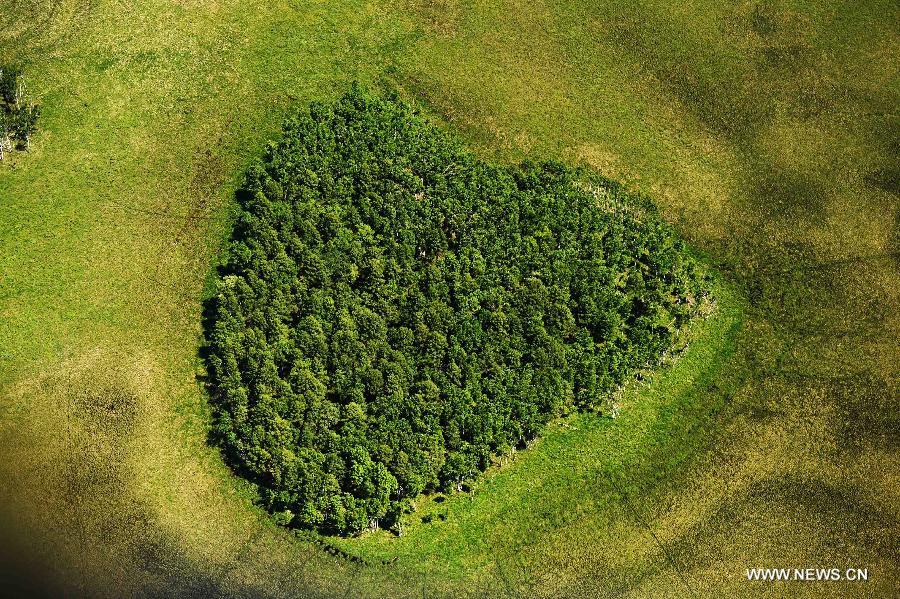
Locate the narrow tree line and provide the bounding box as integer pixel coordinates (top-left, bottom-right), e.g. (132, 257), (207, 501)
(0, 65), (40, 159)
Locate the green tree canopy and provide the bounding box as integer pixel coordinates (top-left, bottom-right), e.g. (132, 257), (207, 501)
(205, 86), (710, 535)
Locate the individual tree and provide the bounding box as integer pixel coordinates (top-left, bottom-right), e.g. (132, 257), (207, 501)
(0, 65), (40, 155)
(0, 65), (21, 105)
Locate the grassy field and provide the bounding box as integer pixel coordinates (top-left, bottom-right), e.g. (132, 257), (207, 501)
(0, 0), (897, 597)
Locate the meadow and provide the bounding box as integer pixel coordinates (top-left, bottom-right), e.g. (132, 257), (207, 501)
(0, 0), (897, 597)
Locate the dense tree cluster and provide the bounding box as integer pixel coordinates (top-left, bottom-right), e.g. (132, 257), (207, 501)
(0, 65), (40, 158)
(205, 87), (710, 535)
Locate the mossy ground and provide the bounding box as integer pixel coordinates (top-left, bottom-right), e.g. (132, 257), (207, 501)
(0, 0), (897, 597)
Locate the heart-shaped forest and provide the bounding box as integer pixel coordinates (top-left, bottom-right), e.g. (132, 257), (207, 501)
(204, 86), (712, 536)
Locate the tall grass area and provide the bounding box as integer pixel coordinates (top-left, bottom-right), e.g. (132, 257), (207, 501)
(0, 0), (897, 597)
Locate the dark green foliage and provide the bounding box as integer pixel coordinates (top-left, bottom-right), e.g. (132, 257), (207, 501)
(0, 65), (39, 152)
(205, 87), (710, 535)
(0, 65), (21, 105)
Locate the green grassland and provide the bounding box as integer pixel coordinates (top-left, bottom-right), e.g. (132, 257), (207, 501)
(0, 0), (897, 597)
